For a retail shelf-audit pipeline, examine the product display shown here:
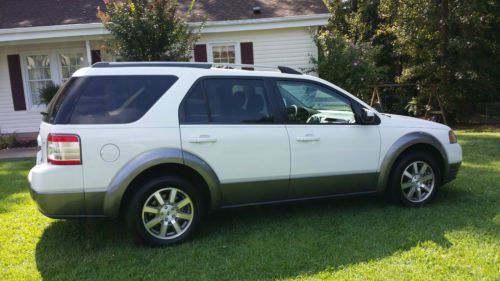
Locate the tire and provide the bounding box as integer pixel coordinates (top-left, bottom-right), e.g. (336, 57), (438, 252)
(387, 151), (442, 207)
(127, 176), (203, 246)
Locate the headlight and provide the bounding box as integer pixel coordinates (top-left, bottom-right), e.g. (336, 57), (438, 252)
(449, 130), (458, 144)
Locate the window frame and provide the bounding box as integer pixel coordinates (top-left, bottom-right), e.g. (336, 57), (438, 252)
(20, 48), (88, 111)
(179, 76), (284, 125)
(268, 77), (369, 125)
(207, 42), (241, 64)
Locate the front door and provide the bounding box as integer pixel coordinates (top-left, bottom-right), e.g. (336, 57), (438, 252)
(179, 77), (290, 206)
(273, 79), (381, 198)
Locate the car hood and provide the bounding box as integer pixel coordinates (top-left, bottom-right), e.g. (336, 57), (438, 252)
(380, 113), (450, 130)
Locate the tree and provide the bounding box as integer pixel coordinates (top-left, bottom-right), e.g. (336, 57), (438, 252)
(313, 1), (389, 101)
(97, 0), (200, 61)
(379, 0), (500, 122)
(321, 0), (499, 123)
(312, 31), (385, 100)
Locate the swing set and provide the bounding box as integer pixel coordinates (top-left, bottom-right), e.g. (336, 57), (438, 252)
(369, 83), (447, 124)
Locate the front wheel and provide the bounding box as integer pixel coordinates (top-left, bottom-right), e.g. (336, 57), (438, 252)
(127, 176), (202, 246)
(388, 151), (442, 207)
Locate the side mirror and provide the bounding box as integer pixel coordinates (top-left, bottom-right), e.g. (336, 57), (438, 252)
(361, 108), (376, 124)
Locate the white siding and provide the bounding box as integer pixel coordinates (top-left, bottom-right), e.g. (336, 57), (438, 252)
(199, 27), (318, 73)
(0, 41), (89, 134)
(0, 27), (318, 134)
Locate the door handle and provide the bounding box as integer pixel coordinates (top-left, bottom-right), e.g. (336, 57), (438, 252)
(188, 135), (217, 143)
(296, 134), (320, 142)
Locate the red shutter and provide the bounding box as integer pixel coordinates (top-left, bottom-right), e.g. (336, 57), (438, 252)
(91, 50), (101, 64)
(194, 44), (207, 62)
(7, 54), (27, 111)
(240, 42), (254, 70)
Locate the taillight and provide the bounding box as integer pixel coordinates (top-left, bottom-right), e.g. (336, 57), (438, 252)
(47, 134), (82, 165)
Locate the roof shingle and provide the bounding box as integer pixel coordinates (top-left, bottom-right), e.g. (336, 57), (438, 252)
(0, 0), (328, 29)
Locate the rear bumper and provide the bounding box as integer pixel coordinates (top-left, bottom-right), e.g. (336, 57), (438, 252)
(28, 168), (106, 218)
(443, 161), (461, 184)
(29, 188), (86, 218)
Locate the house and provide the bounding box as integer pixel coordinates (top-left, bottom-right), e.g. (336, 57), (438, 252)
(0, 0), (329, 136)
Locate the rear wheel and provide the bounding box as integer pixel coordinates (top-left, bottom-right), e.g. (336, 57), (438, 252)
(127, 176), (202, 246)
(388, 151), (442, 207)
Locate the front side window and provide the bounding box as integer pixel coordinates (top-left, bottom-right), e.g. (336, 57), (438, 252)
(276, 80), (356, 124)
(181, 78), (274, 124)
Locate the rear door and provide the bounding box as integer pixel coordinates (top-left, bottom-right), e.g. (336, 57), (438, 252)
(179, 77), (290, 206)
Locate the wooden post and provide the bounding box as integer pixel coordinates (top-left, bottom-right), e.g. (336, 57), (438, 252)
(436, 95), (447, 124)
(370, 86), (381, 107)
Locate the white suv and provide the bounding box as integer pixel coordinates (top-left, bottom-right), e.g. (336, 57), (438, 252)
(28, 62), (462, 246)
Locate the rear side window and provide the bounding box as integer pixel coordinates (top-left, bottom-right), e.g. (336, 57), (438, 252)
(180, 78), (274, 124)
(180, 83), (209, 123)
(46, 75), (178, 124)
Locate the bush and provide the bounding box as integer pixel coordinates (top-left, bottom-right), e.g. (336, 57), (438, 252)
(0, 134), (18, 150)
(38, 82), (60, 105)
(311, 31), (387, 101)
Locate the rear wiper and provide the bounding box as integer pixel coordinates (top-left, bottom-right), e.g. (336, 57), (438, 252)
(40, 111), (48, 116)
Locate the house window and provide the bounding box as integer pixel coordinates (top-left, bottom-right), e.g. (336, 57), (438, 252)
(60, 53), (86, 82)
(21, 50), (88, 110)
(25, 55), (52, 105)
(208, 43), (240, 64)
(212, 45), (235, 63)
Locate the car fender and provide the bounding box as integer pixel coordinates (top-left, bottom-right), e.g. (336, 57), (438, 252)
(103, 148), (221, 218)
(377, 131), (448, 193)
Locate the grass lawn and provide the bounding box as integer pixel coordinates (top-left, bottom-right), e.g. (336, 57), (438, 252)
(0, 130), (499, 281)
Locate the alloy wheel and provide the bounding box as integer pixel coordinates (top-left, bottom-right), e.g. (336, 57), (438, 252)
(142, 187), (194, 240)
(400, 161), (435, 203)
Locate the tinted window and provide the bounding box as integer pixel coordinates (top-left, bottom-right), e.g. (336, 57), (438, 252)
(181, 83), (209, 123)
(46, 75), (177, 124)
(277, 80), (355, 124)
(183, 78), (274, 124)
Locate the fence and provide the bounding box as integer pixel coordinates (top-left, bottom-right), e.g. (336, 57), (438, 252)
(459, 102), (500, 125)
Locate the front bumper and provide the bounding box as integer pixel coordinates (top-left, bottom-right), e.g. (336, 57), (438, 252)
(443, 162), (461, 184)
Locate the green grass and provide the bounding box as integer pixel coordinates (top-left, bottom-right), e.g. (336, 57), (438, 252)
(1, 130), (499, 281)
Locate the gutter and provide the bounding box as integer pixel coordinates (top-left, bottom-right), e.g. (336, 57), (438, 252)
(0, 14), (329, 44)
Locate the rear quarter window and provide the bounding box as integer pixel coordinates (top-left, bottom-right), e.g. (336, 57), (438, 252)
(46, 75), (178, 124)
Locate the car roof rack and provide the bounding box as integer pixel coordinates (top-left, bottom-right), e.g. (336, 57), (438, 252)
(92, 62), (212, 69)
(91, 62), (302, 74)
(212, 63), (302, 75)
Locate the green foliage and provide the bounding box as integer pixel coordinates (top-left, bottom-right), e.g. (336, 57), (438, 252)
(97, 0), (200, 61)
(0, 134), (17, 150)
(320, 0), (500, 123)
(312, 31), (386, 100)
(405, 97), (420, 116)
(315, 1), (392, 100)
(38, 81), (60, 105)
(379, 0), (500, 122)
(1, 130), (500, 280)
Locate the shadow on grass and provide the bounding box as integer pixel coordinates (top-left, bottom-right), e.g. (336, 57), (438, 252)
(34, 182), (498, 280)
(33, 133), (499, 280)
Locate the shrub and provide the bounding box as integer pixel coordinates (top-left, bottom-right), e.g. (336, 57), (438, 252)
(38, 82), (60, 105)
(311, 31), (387, 101)
(0, 134), (18, 150)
